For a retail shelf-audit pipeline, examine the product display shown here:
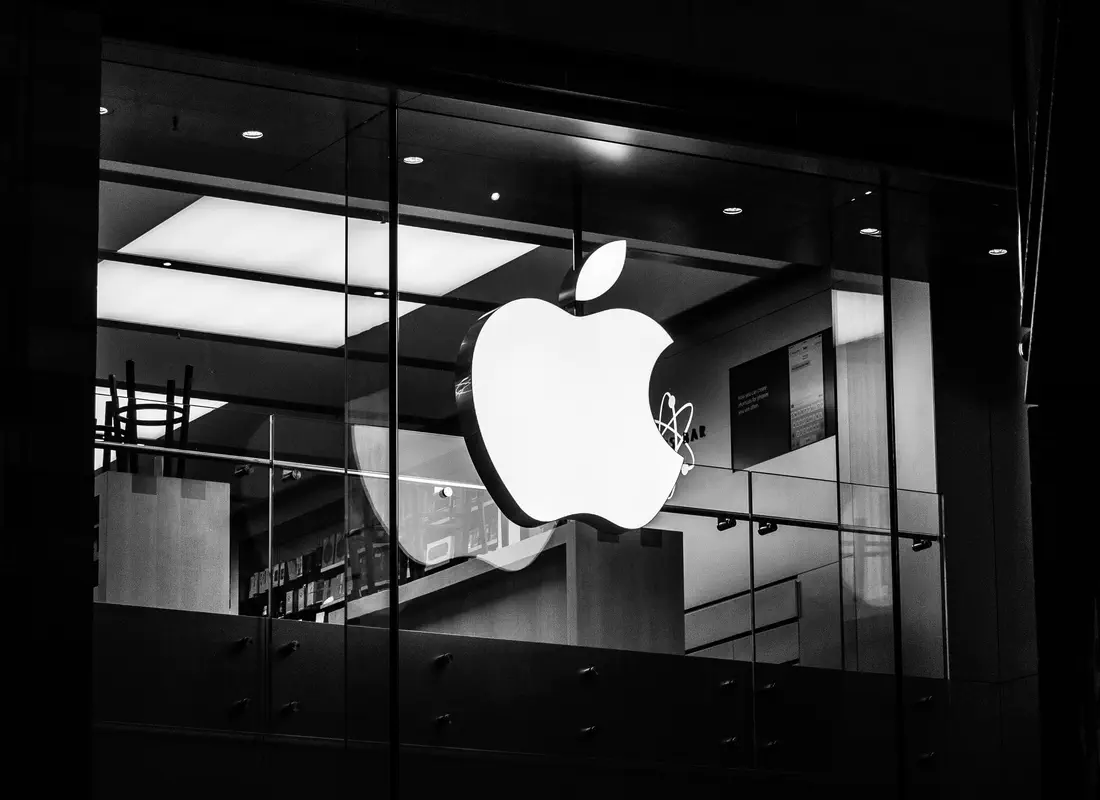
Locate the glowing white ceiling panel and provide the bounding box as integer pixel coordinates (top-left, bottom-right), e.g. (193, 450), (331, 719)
(102, 196), (537, 346)
(97, 261), (418, 347)
(118, 195), (538, 293)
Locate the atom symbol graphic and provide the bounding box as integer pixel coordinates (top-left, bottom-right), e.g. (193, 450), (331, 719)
(655, 391), (696, 488)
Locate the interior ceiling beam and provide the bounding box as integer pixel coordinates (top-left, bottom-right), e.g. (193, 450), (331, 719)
(91, 376), (448, 429)
(98, 249), (498, 314)
(100, 167), (782, 279)
(97, 318), (457, 373)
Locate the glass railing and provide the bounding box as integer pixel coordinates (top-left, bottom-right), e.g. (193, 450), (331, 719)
(94, 417), (945, 677)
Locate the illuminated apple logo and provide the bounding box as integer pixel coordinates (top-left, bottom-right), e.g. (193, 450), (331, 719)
(455, 241), (684, 531)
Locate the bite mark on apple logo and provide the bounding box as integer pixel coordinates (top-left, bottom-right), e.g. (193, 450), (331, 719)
(456, 240), (686, 534)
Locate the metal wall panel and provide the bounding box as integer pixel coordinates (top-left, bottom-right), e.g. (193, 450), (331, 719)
(345, 623), (390, 744)
(93, 603), (263, 732)
(904, 675), (948, 793)
(397, 629), (752, 768)
(754, 663), (842, 773)
(269, 618), (347, 738)
(90, 603), (961, 788)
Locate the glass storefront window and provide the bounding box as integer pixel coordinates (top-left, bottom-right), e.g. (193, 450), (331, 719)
(92, 49), (1016, 785)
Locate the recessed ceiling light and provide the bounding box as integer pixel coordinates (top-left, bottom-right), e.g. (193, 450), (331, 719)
(163, 261), (172, 267)
(490, 192), (501, 201)
(402, 156), (424, 165)
(860, 227), (882, 238)
(99, 106), (109, 116)
(989, 248), (1008, 256)
(241, 130), (264, 140)
(722, 207), (743, 216)
(864, 190), (873, 195)
(372, 290), (385, 297)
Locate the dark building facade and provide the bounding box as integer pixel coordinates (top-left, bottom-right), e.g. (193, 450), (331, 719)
(3, 1), (1094, 796)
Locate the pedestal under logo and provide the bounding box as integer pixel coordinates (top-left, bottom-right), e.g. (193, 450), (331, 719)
(455, 241), (685, 533)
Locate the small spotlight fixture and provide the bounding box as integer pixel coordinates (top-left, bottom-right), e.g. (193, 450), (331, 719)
(865, 190), (873, 195)
(490, 192), (501, 201)
(402, 156), (424, 165)
(860, 227), (882, 238)
(722, 207), (743, 216)
(162, 261), (172, 267)
(241, 130), (264, 140)
(758, 521), (779, 536)
(372, 290), (385, 297)
(435, 486), (454, 499)
(716, 516), (737, 532)
(989, 248), (1008, 256)
(912, 538), (933, 552)
(99, 106), (109, 116)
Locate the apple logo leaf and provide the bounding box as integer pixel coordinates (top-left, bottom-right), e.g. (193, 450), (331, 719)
(575, 240), (626, 301)
(558, 240), (627, 307)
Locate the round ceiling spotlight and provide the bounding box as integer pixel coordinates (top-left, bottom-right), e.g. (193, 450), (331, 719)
(241, 130), (264, 140)
(860, 227), (882, 238)
(989, 248), (1008, 256)
(402, 156), (424, 165)
(99, 106), (109, 116)
(163, 261), (172, 267)
(490, 192), (501, 201)
(722, 207), (743, 216)
(864, 190), (873, 196)
(372, 290), (385, 297)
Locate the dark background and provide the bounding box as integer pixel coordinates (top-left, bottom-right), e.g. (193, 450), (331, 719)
(5, 0), (1093, 796)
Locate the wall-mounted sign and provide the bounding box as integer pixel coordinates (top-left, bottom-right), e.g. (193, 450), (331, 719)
(456, 241), (685, 532)
(729, 329), (836, 470)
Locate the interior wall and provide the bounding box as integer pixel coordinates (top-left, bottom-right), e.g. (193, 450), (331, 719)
(660, 268), (941, 675)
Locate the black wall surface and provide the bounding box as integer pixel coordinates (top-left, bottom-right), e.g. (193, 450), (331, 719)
(928, 192), (1038, 795)
(98, 0), (1015, 186)
(336, 0), (1013, 123)
(92, 603), (959, 798)
(1019, 2), (1100, 794)
(2, 2), (99, 793)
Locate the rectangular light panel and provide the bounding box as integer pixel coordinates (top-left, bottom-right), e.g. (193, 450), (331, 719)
(98, 261), (416, 347)
(118, 195), (538, 293)
(102, 196), (537, 346)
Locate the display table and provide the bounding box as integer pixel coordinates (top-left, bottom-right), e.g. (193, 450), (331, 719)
(347, 522), (685, 654)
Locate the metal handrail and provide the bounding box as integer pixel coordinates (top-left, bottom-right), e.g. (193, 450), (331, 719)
(93, 438), (486, 490)
(95, 437), (940, 539)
